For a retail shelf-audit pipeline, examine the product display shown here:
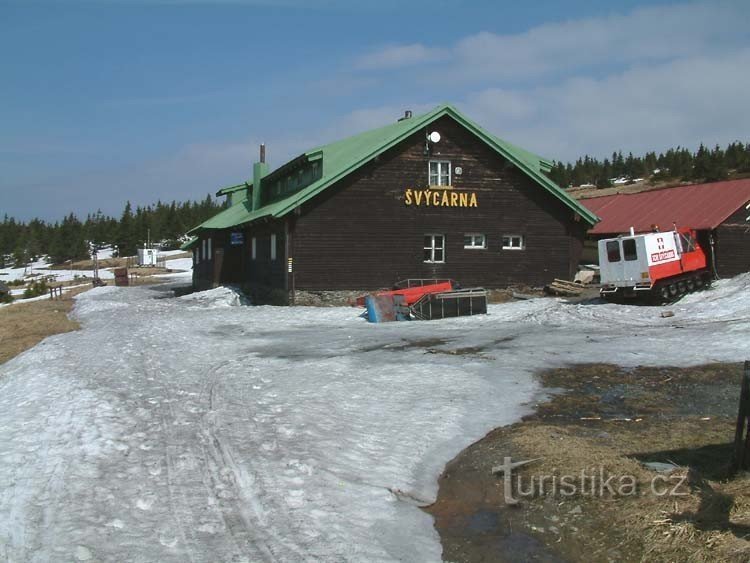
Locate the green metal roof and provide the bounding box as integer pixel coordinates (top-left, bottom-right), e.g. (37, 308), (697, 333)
(215, 182), (251, 197)
(190, 103), (598, 234)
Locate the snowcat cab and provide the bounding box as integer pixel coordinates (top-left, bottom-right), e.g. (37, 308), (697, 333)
(598, 228), (711, 302)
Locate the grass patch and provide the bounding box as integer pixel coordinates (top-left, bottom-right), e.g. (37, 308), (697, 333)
(0, 286), (89, 365)
(427, 363), (750, 563)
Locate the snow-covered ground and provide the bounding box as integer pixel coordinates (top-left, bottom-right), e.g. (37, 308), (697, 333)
(0, 251), (193, 296)
(159, 256), (193, 278)
(1, 276), (750, 562)
(0, 259), (116, 284)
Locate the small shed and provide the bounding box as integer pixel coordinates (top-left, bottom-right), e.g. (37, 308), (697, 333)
(137, 247), (159, 267)
(581, 179), (750, 277)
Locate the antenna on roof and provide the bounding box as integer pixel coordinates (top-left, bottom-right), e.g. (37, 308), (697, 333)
(398, 110), (413, 122)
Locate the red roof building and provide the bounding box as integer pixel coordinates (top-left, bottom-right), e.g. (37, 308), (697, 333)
(581, 179), (750, 277)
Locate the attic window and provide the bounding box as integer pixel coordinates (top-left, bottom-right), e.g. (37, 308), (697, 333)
(429, 160), (451, 186)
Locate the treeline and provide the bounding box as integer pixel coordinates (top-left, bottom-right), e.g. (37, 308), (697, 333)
(548, 141), (750, 189)
(0, 196), (225, 267)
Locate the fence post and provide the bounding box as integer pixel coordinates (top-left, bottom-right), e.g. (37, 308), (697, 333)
(731, 361), (750, 473)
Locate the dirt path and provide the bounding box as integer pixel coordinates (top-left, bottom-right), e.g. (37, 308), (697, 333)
(427, 363), (750, 562)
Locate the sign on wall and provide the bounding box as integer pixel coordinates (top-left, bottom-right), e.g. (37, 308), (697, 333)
(404, 188), (478, 208)
(230, 232), (244, 246)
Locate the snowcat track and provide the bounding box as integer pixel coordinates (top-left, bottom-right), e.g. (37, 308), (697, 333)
(601, 269), (713, 304)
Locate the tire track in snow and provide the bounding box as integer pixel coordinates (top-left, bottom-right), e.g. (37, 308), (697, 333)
(200, 359), (311, 562)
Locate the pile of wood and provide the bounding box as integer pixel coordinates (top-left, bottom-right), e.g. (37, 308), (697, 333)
(545, 278), (585, 296)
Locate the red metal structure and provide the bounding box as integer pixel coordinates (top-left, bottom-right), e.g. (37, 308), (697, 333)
(598, 228), (711, 302)
(355, 280), (454, 308)
(584, 180), (750, 235)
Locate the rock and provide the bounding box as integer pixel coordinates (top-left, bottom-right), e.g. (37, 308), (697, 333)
(643, 461), (679, 474)
(661, 311), (675, 318)
(568, 505), (582, 515)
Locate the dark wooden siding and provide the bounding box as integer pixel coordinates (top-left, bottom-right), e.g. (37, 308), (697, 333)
(715, 205), (750, 278)
(290, 115), (586, 290)
(244, 221), (287, 290)
(192, 231), (249, 289)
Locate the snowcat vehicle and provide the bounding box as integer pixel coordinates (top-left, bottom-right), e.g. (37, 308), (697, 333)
(598, 228), (712, 302)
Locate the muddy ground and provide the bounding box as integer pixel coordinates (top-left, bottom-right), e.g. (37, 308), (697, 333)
(426, 363), (750, 562)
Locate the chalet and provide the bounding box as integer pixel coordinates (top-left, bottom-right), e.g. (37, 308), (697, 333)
(581, 179), (750, 278)
(184, 104), (598, 302)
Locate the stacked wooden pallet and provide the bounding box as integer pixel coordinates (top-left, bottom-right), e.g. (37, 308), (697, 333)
(545, 278), (585, 296)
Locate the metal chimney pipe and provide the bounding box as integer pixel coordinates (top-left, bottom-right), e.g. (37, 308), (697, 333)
(260, 143), (266, 164)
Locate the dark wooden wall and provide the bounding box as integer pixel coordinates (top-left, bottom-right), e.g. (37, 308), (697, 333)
(715, 205), (750, 278)
(191, 230), (248, 290)
(289, 115), (586, 290)
(245, 221), (287, 290)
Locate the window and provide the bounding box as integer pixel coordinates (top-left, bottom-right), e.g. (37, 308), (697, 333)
(464, 233), (486, 249)
(502, 235), (525, 250)
(251, 237), (257, 260)
(429, 160), (451, 186)
(424, 234), (445, 263)
(270, 234), (277, 261)
(606, 240), (621, 262)
(202, 239), (207, 261)
(623, 239), (637, 261)
(207, 237), (212, 260)
(679, 232), (696, 252)
(194, 248), (199, 264)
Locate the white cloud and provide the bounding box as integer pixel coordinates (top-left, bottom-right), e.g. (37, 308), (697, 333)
(354, 44), (446, 70)
(461, 48), (750, 160)
(345, 0), (750, 161)
(356, 1), (749, 81)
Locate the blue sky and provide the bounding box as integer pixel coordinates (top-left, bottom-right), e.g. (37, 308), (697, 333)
(1, 0), (748, 221)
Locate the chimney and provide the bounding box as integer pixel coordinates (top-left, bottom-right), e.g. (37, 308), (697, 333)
(398, 110), (413, 122)
(252, 144), (269, 211)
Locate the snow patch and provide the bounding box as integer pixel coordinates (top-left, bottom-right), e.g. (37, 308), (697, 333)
(178, 286), (250, 307)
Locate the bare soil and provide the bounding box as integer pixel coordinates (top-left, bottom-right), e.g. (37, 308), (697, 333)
(426, 363), (750, 562)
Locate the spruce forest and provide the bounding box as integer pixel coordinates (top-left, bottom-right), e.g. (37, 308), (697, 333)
(547, 141), (750, 188)
(0, 196), (225, 268)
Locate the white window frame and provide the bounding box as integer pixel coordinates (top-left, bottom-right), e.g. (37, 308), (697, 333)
(463, 233), (486, 250)
(428, 160), (451, 186)
(194, 248), (199, 264)
(423, 234), (445, 263)
(202, 239), (207, 261)
(270, 234), (277, 261)
(251, 237), (257, 260)
(207, 237), (212, 260)
(502, 234), (525, 250)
